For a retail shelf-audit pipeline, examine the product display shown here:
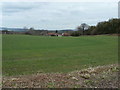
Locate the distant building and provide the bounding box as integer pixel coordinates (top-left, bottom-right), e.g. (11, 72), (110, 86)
(47, 33), (57, 36)
(47, 33), (62, 36)
(1, 30), (25, 34)
(62, 33), (70, 36)
(1, 30), (8, 34)
(118, 1), (120, 18)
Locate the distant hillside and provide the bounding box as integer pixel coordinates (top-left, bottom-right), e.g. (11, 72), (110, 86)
(48, 29), (74, 33)
(0, 27), (26, 32)
(0, 27), (75, 33)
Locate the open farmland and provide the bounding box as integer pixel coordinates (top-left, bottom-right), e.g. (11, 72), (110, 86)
(2, 35), (118, 76)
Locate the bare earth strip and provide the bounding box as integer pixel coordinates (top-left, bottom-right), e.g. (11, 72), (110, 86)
(2, 64), (119, 88)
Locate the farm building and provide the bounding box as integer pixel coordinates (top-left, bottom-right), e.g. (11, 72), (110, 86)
(47, 33), (62, 36)
(62, 33), (70, 36)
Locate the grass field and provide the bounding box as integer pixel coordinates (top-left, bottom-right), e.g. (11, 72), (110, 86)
(2, 35), (118, 76)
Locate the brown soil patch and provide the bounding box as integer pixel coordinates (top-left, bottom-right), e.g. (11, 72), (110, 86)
(2, 64), (119, 88)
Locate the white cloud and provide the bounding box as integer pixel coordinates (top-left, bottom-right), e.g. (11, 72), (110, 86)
(1, 0), (119, 2)
(1, 2), (118, 30)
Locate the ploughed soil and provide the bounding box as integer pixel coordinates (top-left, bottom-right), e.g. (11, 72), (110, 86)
(2, 64), (119, 88)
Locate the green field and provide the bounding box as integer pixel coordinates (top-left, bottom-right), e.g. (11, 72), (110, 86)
(2, 35), (118, 76)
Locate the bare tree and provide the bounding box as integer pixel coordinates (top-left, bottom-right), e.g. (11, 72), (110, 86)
(77, 23), (89, 35)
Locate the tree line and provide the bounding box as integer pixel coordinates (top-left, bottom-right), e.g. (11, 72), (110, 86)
(71, 18), (120, 36)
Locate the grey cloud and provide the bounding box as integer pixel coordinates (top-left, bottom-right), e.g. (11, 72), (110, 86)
(2, 2), (49, 14)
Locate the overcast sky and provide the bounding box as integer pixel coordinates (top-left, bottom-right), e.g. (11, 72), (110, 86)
(0, 1), (118, 30)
